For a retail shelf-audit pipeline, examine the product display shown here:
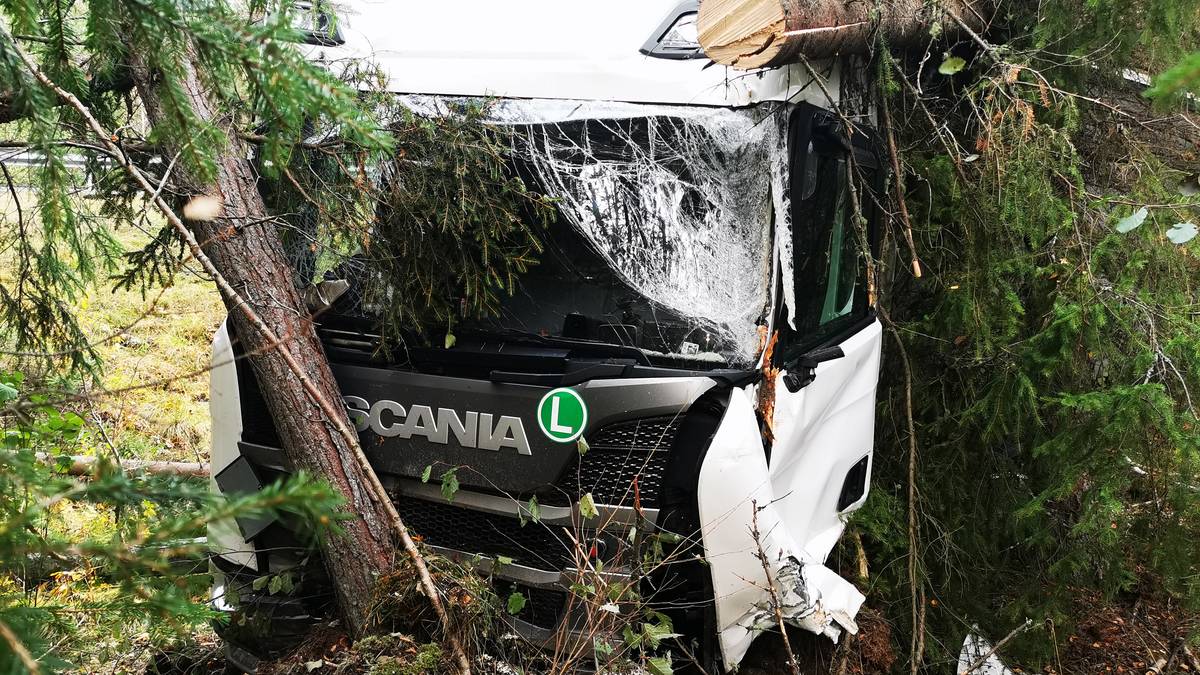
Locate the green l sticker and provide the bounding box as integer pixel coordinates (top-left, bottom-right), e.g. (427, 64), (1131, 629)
(537, 387), (588, 443)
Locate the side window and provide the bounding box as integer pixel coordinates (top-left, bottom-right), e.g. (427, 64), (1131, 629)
(816, 157), (858, 326)
(783, 106), (878, 354)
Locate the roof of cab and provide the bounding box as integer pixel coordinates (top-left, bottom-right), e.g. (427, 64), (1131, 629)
(311, 0), (840, 108)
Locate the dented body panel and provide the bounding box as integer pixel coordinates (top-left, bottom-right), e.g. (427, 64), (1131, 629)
(699, 324), (881, 669)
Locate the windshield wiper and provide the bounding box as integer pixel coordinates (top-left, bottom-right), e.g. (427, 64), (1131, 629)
(466, 328), (654, 366)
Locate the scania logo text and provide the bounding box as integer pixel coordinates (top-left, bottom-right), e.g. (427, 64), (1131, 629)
(343, 396), (532, 455)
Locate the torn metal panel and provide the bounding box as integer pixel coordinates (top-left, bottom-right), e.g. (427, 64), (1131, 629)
(767, 321), (882, 557)
(696, 388), (867, 669)
(732, 559), (865, 647)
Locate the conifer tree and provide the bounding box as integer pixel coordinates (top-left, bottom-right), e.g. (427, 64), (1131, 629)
(0, 0), (448, 657)
(0, 3), (539, 670)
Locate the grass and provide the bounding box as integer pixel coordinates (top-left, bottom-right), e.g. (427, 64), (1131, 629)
(77, 234), (224, 465)
(0, 187), (225, 464)
(0, 188), (226, 671)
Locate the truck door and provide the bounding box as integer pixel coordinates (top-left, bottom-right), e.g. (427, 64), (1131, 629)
(769, 103), (884, 562)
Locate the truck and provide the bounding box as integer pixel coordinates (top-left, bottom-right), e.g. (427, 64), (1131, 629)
(207, 1), (884, 671)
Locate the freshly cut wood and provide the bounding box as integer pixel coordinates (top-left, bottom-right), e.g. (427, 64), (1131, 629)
(698, 0), (992, 69)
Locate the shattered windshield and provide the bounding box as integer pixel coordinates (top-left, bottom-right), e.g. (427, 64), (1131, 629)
(394, 97), (790, 367)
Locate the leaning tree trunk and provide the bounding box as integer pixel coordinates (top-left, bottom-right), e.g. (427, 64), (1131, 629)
(697, 0), (993, 69)
(127, 53), (395, 635)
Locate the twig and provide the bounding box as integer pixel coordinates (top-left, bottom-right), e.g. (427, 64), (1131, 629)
(0, 159), (24, 234)
(87, 407), (122, 469)
(0, 23), (472, 675)
(1183, 643), (1200, 673)
(960, 618), (1033, 675)
(944, 9), (999, 63)
(879, 78), (923, 278)
(750, 500), (802, 675)
(888, 58), (970, 184)
(878, 306), (926, 675)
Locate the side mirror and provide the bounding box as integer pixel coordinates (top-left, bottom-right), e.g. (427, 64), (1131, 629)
(781, 345), (845, 393)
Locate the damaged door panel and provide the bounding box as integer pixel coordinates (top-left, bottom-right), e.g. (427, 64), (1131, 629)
(697, 105), (883, 669)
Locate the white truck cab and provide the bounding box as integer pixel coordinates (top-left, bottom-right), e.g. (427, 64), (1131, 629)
(209, 2), (883, 671)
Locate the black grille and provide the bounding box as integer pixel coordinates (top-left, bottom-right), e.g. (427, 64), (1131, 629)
(395, 497), (578, 570)
(558, 417), (680, 508)
(525, 587), (568, 628)
(497, 582), (568, 630)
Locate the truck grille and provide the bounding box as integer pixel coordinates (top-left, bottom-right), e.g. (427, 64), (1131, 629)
(395, 497), (578, 570)
(496, 582), (569, 631)
(558, 416), (680, 508)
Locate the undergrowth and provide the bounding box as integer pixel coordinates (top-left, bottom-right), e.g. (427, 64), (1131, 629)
(855, 3), (1200, 669)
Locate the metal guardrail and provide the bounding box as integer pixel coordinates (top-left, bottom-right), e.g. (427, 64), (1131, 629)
(0, 148), (107, 190)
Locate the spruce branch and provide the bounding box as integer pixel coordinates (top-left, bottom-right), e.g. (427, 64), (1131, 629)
(0, 618), (40, 674)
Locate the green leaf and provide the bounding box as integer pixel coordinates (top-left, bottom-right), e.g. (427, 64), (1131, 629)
(495, 555), (514, 569)
(444, 332), (456, 349)
(506, 591), (527, 615)
(527, 496), (541, 523)
(647, 655), (674, 675)
(578, 492), (599, 520)
(938, 56), (966, 75)
(1166, 221), (1198, 244)
(252, 575), (269, 591)
(421, 465), (432, 483)
(570, 582), (596, 597)
(622, 624), (638, 648)
(1115, 206), (1149, 233)
(440, 468), (459, 502)
(0, 382), (18, 403)
(576, 436), (589, 455)
(656, 530), (682, 545)
(642, 620), (682, 647)
(268, 575), (282, 595)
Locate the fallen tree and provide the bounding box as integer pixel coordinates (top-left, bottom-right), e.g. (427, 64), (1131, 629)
(697, 0), (993, 69)
(35, 453), (208, 478)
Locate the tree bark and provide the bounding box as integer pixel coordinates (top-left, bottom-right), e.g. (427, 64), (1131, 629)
(697, 0), (993, 69)
(127, 51), (395, 636)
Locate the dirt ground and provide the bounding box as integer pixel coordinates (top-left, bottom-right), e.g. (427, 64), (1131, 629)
(144, 588), (1200, 675)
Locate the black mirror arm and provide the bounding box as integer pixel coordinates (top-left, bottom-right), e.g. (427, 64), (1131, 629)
(781, 345), (845, 393)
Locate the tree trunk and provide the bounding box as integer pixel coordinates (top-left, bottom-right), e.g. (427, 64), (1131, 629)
(697, 0), (993, 69)
(128, 51), (394, 636)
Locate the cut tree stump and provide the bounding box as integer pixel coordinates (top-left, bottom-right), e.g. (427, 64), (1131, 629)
(697, 0), (993, 69)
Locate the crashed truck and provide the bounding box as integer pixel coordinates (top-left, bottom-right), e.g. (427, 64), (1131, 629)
(207, 1), (885, 671)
